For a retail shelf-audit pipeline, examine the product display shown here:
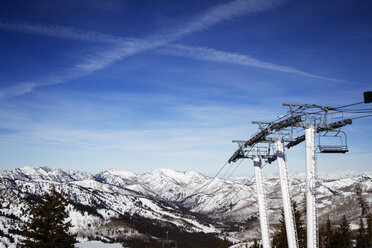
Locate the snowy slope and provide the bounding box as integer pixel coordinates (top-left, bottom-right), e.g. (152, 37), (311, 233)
(0, 166), (371, 247)
(0, 167), (216, 247)
(94, 167), (372, 242)
(97, 168), (372, 220)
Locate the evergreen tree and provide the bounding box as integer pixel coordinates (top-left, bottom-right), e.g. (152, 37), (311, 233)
(272, 209), (287, 248)
(250, 239), (260, 248)
(355, 185), (372, 247)
(331, 215), (352, 248)
(318, 224), (326, 248)
(356, 218), (368, 248)
(318, 217), (334, 248)
(324, 217), (334, 248)
(366, 212), (372, 246)
(293, 201), (306, 248)
(18, 187), (76, 248)
(218, 238), (231, 248)
(272, 201), (306, 248)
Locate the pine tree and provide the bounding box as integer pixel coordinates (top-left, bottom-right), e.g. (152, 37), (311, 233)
(293, 201), (306, 248)
(272, 209), (287, 248)
(356, 218), (368, 248)
(355, 185), (372, 248)
(334, 215), (352, 248)
(272, 201), (306, 248)
(318, 224), (326, 248)
(18, 187), (76, 248)
(366, 212), (372, 246)
(250, 239), (260, 248)
(324, 217), (334, 248)
(218, 237), (231, 248)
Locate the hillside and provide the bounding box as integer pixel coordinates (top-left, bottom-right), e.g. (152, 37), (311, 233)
(0, 166), (371, 247)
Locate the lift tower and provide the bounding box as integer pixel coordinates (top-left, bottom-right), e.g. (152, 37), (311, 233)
(229, 143), (272, 248)
(283, 103), (353, 248)
(229, 116), (302, 248)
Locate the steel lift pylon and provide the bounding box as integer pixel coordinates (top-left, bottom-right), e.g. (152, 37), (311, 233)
(253, 156), (271, 248)
(229, 144), (272, 248)
(229, 100), (359, 248)
(283, 103), (354, 248)
(230, 136), (300, 248)
(305, 125), (317, 248)
(276, 140), (298, 248)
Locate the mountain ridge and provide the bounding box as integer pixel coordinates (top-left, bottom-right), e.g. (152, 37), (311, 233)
(0, 166), (371, 247)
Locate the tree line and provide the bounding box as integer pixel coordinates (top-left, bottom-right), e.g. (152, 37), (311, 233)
(271, 185), (372, 248)
(6, 184), (371, 248)
(13, 187), (231, 248)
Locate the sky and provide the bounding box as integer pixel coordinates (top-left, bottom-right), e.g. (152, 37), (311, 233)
(0, 0), (371, 176)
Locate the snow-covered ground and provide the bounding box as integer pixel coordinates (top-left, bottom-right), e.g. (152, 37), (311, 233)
(76, 241), (123, 248)
(1, 166), (371, 246)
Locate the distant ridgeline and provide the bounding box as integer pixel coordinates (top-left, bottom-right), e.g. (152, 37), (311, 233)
(0, 166), (371, 247)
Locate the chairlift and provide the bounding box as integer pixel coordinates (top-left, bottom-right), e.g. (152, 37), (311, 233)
(318, 130), (348, 153)
(162, 231), (177, 248)
(163, 240), (177, 248)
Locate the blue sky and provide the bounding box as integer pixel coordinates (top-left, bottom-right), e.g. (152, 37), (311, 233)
(0, 0), (371, 176)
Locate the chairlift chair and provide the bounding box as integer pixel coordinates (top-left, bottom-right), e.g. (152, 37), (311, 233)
(162, 231), (177, 248)
(318, 130), (348, 153)
(162, 240), (177, 248)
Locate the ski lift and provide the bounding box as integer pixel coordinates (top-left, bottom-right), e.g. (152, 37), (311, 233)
(318, 130), (348, 153)
(162, 231), (177, 248)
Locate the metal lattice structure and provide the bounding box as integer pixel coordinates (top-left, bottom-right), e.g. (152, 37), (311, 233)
(228, 101), (358, 248)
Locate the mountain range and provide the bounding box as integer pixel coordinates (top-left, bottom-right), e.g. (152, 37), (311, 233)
(0, 166), (371, 247)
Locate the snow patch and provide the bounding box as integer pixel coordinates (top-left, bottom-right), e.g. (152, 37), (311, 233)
(76, 241), (123, 248)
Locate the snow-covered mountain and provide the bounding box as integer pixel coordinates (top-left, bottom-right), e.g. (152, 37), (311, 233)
(95, 167), (372, 221)
(0, 166), (216, 247)
(0, 166), (371, 247)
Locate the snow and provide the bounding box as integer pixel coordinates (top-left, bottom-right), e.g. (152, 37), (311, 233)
(350, 223), (359, 230)
(1, 166), (371, 246)
(107, 169), (137, 179)
(76, 241), (123, 248)
(18, 166), (35, 175)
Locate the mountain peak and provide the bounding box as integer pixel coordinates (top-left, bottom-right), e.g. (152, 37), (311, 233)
(99, 168), (137, 179)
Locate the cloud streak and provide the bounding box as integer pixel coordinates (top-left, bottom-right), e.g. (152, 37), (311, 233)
(0, 21), (127, 44)
(159, 44), (344, 82)
(0, 0), (296, 99)
(154, 0), (285, 42)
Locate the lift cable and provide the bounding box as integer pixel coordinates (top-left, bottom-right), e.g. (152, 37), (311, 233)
(190, 160), (229, 197)
(220, 159), (239, 179)
(350, 114), (372, 120)
(334, 101), (364, 109)
(197, 160), (249, 212)
(334, 109), (372, 114)
(228, 162), (268, 206)
(225, 159), (244, 180)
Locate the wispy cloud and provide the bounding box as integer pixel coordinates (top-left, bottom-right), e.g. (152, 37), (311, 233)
(73, 40), (164, 72)
(0, 0), (288, 99)
(154, 0), (285, 41)
(0, 91), (259, 160)
(0, 21), (127, 44)
(0, 71), (82, 99)
(159, 44), (344, 82)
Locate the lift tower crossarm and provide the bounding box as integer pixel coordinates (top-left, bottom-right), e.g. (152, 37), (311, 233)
(282, 102), (355, 248)
(282, 103), (335, 110)
(244, 128), (269, 147)
(286, 135), (305, 149)
(317, 119), (352, 132)
(228, 147), (245, 164)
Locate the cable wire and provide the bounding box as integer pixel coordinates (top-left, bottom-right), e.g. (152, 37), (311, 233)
(197, 159), (248, 212)
(350, 114), (372, 120)
(334, 101), (364, 109)
(229, 162), (268, 205)
(189, 160), (229, 198)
